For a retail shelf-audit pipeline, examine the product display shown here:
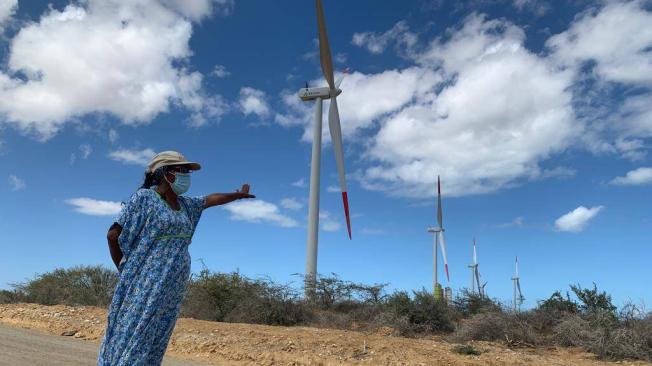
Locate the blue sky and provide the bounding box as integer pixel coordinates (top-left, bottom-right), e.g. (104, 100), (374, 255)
(1, 0), (651, 309)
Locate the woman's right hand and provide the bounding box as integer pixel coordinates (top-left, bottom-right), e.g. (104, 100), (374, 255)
(236, 184), (255, 199)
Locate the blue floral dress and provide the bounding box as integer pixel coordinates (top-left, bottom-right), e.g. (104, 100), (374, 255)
(97, 188), (205, 366)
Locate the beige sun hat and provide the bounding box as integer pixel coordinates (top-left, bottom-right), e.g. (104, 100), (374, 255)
(147, 151), (201, 173)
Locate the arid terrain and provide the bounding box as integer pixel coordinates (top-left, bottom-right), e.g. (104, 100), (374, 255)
(0, 303), (649, 366)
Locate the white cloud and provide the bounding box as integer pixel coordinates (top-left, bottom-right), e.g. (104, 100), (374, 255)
(8, 174), (25, 191)
(554, 206), (604, 233)
(108, 129), (119, 143)
(319, 210), (341, 232)
(545, 1), (652, 158)
(352, 21), (417, 55)
(108, 148), (156, 166)
(80, 144), (92, 159)
(495, 216), (524, 228)
(0, 0), (230, 140)
(212, 64), (230, 78)
(239, 87), (270, 118)
(276, 67), (440, 143)
(161, 0), (234, 21)
(610, 167), (652, 186)
(223, 200), (298, 228)
(361, 14), (577, 197)
(326, 185), (339, 193)
(0, 0), (17, 30)
(291, 177), (306, 188)
(280, 198), (303, 211)
(547, 1), (652, 86)
(512, 0), (550, 16)
(66, 197), (122, 216)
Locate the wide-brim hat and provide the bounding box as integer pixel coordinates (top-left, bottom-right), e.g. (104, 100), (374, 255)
(147, 151), (201, 173)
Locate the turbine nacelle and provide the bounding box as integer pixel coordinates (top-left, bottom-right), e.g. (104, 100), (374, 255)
(298, 87), (342, 101)
(427, 226), (444, 233)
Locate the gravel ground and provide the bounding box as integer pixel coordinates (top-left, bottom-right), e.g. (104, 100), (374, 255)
(0, 323), (211, 366)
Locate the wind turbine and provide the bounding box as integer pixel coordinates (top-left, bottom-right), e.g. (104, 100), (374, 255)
(427, 176), (450, 300)
(511, 256), (524, 312)
(468, 238), (481, 296)
(299, 0), (352, 296)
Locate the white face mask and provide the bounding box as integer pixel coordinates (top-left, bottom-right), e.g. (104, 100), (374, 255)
(166, 172), (191, 195)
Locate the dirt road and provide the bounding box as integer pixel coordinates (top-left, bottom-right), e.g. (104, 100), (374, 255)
(1, 303), (650, 365)
(0, 324), (210, 366)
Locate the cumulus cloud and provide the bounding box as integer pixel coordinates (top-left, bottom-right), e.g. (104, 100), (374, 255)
(8, 174), (25, 191)
(66, 197), (122, 216)
(352, 21), (418, 55)
(280, 197), (303, 211)
(546, 1), (652, 158)
(0, 0), (231, 139)
(238, 87), (270, 118)
(0, 0), (17, 30)
(276, 67), (440, 143)
(108, 148), (156, 166)
(223, 200), (298, 228)
(610, 167), (652, 186)
(554, 206), (604, 233)
(547, 1), (652, 86)
(363, 14), (577, 197)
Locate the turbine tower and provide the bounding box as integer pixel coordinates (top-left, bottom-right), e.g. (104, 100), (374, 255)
(467, 238), (481, 296)
(299, 0), (352, 296)
(427, 176), (450, 300)
(511, 256), (524, 312)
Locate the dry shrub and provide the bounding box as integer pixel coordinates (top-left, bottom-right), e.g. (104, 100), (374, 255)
(11, 266), (117, 307)
(452, 312), (507, 342)
(553, 314), (590, 347)
(452, 311), (540, 347)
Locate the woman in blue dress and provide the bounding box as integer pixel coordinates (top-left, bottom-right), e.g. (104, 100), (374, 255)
(97, 151), (255, 366)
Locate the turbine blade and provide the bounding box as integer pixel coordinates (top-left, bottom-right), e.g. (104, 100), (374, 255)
(316, 0), (335, 90)
(437, 176), (443, 228)
(439, 231), (450, 282)
(517, 280), (523, 299)
(473, 238), (477, 264)
(329, 97), (351, 239)
(335, 68), (349, 89)
(515, 256), (519, 277)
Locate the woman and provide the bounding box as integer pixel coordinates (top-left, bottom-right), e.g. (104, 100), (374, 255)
(97, 151), (254, 366)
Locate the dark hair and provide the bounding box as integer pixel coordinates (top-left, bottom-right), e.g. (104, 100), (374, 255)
(140, 167), (166, 189)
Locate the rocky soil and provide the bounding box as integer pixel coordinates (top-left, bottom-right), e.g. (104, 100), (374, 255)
(1, 303), (649, 366)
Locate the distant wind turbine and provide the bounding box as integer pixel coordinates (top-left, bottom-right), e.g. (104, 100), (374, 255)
(427, 176), (450, 299)
(299, 0), (352, 296)
(511, 256), (525, 311)
(468, 238), (483, 296)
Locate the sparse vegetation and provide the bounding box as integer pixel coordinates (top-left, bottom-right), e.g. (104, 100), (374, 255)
(3, 266), (651, 362)
(451, 344), (482, 356)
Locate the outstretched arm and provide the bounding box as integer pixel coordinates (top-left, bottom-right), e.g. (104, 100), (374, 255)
(204, 184), (255, 208)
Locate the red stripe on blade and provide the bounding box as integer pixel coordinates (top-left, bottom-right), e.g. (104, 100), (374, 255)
(342, 191), (352, 239)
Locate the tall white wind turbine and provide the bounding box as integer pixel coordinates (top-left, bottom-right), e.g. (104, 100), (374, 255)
(511, 256), (524, 312)
(468, 238), (482, 295)
(427, 176), (450, 299)
(299, 0), (352, 295)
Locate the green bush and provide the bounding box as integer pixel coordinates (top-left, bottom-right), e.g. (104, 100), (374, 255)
(11, 266), (118, 307)
(453, 289), (502, 316)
